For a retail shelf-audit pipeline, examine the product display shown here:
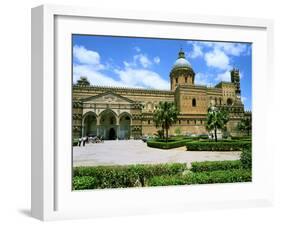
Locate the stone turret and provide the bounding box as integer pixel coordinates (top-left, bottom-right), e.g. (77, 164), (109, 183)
(170, 48), (195, 91)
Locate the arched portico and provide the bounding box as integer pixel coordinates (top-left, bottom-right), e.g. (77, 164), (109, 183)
(119, 112), (132, 140)
(82, 112), (98, 137)
(99, 109), (118, 140)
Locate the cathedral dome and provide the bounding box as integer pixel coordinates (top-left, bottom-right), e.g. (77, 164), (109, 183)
(172, 48), (192, 70)
(173, 57), (191, 69)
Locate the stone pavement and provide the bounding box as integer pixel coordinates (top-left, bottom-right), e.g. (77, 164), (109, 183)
(73, 140), (241, 167)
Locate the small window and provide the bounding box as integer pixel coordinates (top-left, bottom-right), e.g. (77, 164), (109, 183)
(179, 120), (181, 124)
(187, 120), (189, 124)
(194, 120), (196, 124)
(175, 78), (178, 83)
(192, 98), (196, 107)
(201, 120), (203, 124)
(148, 120), (150, 124)
(185, 77), (187, 83)
(227, 98), (233, 106)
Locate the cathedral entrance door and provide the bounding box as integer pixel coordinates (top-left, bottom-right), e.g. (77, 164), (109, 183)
(109, 128), (116, 140)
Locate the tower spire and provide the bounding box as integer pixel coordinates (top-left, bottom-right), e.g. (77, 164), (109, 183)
(178, 48), (185, 59)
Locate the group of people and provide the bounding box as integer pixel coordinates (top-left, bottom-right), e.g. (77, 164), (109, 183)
(78, 136), (87, 147)
(78, 135), (104, 146)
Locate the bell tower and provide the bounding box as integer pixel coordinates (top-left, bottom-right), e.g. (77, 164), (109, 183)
(170, 48), (195, 91)
(231, 68), (241, 98)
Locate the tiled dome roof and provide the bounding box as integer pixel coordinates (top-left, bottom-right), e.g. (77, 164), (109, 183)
(172, 48), (192, 69)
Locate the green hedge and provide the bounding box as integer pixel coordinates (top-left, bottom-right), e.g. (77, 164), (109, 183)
(191, 160), (242, 172)
(186, 141), (251, 151)
(73, 163), (187, 189)
(73, 176), (98, 190)
(147, 169), (252, 186)
(231, 136), (252, 141)
(240, 147), (252, 169)
(147, 139), (190, 149)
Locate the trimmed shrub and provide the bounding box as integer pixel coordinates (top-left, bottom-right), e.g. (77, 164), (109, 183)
(73, 163), (187, 189)
(147, 139), (191, 149)
(231, 136), (252, 141)
(72, 176), (98, 190)
(186, 141), (251, 151)
(191, 160), (242, 172)
(147, 169), (252, 186)
(240, 147), (252, 169)
(198, 134), (209, 140)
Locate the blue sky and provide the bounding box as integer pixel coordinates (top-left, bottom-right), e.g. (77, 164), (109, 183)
(72, 35), (252, 110)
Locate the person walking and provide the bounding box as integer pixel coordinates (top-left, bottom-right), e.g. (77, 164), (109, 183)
(78, 137), (82, 146)
(82, 136), (87, 147)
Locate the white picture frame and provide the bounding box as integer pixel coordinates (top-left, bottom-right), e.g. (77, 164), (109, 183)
(31, 4), (274, 221)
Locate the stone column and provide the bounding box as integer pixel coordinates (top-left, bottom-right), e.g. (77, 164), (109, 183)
(96, 117), (100, 136)
(116, 124), (120, 140)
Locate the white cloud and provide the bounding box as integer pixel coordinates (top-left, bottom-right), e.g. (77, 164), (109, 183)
(153, 56), (160, 64)
(204, 49), (231, 70)
(73, 45), (102, 67)
(73, 64), (125, 87)
(73, 45), (169, 90)
(125, 53), (157, 69)
(114, 68), (169, 90)
(134, 46), (141, 52)
(215, 70), (231, 82)
(123, 60), (135, 68)
(134, 54), (152, 68)
(188, 43), (203, 59)
(241, 96), (247, 103)
(195, 41), (248, 57)
(213, 43), (247, 56)
(239, 71), (244, 79)
(186, 41), (249, 71)
(195, 72), (215, 86)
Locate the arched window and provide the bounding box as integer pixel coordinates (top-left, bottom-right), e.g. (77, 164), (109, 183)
(192, 98), (196, 107)
(227, 98), (233, 106)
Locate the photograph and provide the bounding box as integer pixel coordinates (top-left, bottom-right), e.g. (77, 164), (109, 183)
(71, 35), (252, 190)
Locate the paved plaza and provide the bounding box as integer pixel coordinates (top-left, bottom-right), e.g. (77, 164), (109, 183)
(73, 140), (241, 167)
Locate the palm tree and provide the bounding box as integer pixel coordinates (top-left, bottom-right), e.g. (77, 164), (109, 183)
(153, 102), (179, 142)
(206, 106), (229, 142)
(237, 117), (252, 136)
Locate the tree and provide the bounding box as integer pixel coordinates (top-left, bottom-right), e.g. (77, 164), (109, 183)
(153, 102), (179, 142)
(237, 117), (252, 136)
(206, 106), (229, 142)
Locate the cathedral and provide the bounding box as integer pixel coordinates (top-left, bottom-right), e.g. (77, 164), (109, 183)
(72, 49), (249, 140)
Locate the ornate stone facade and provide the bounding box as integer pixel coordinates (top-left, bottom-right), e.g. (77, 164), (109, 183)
(73, 49), (248, 139)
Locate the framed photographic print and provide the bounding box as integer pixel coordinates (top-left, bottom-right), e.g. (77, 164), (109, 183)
(31, 4), (274, 221)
